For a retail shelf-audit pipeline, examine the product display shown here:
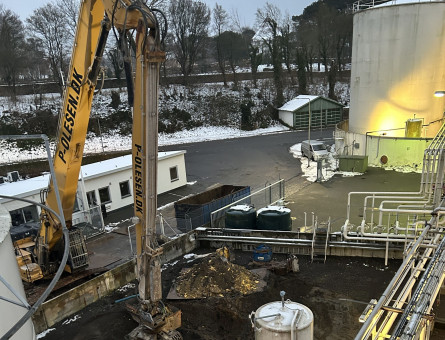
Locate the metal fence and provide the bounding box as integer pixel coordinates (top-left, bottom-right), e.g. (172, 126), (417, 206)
(74, 206), (105, 239)
(209, 179), (285, 229)
(352, 0), (437, 12)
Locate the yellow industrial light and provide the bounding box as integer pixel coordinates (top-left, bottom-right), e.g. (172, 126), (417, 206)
(434, 91), (445, 97)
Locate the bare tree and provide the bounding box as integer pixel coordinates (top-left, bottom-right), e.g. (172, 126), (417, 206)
(333, 11), (352, 72)
(0, 9), (27, 98)
(280, 14), (296, 84)
(213, 3), (228, 86)
(27, 3), (71, 92)
(256, 2), (284, 108)
(294, 14), (317, 82)
(55, 0), (79, 39)
(248, 44), (262, 88)
(23, 37), (49, 82)
(168, 0), (211, 83)
(315, 3), (335, 75)
(218, 31), (247, 90)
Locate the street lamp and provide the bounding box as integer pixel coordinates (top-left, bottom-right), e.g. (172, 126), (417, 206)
(434, 91), (445, 98)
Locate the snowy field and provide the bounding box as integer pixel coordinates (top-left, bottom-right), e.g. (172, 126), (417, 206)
(0, 124), (289, 164)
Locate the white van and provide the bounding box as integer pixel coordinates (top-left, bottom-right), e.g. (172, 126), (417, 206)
(301, 140), (329, 161)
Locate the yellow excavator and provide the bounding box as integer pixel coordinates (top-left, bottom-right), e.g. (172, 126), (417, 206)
(15, 0), (180, 338)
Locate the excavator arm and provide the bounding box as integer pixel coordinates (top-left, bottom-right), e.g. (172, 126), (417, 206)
(37, 0), (110, 276)
(32, 1), (179, 337)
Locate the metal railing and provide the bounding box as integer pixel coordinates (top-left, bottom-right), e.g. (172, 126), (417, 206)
(350, 123), (445, 339)
(73, 206), (105, 239)
(209, 179), (285, 229)
(353, 0), (440, 12)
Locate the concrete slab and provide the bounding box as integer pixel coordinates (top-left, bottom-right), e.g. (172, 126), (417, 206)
(285, 167), (421, 231)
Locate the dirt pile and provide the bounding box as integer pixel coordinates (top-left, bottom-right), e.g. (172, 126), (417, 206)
(175, 255), (259, 298)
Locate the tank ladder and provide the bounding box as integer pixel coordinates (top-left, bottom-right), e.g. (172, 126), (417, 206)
(311, 217), (330, 263)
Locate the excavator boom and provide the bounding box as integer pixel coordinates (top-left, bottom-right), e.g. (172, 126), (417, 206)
(26, 0), (179, 337)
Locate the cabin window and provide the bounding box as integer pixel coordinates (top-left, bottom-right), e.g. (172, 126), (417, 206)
(119, 181), (131, 198)
(170, 166), (179, 182)
(10, 206), (39, 226)
(86, 190), (97, 207)
(73, 196), (80, 212)
(98, 186), (111, 204)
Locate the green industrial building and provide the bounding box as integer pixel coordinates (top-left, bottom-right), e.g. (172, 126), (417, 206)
(278, 95), (344, 129)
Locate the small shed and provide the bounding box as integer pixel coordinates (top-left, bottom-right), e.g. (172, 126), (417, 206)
(279, 95), (344, 129)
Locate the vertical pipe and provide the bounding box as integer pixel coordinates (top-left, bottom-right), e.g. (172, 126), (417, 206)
(354, 224), (431, 340)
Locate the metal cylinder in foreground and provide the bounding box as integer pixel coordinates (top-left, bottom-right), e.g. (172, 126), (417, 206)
(0, 204), (36, 339)
(254, 300), (313, 340)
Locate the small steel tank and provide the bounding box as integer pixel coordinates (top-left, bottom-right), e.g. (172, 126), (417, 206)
(252, 292), (313, 340)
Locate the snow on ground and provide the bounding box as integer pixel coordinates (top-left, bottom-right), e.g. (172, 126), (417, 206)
(0, 124), (290, 164)
(62, 314), (81, 325)
(37, 328), (56, 339)
(383, 164), (422, 173)
(289, 142), (363, 182)
(183, 253), (212, 262)
(117, 283), (136, 293)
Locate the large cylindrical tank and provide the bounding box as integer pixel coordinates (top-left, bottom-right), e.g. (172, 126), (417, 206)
(349, 1), (445, 138)
(254, 300), (313, 340)
(0, 204), (35, 339)
(257, 206), (291, 231)
(225, 204), (256, 229)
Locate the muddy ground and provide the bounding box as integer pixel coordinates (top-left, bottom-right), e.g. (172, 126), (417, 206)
(38, 248), (416, 340)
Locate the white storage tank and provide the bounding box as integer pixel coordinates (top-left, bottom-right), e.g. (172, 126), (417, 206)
(253, 297), (313, 340)
(349, 1), (445, 138)
(0, 204), (35, 339)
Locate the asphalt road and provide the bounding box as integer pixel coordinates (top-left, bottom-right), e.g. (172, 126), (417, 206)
(159, 128), (334, 196)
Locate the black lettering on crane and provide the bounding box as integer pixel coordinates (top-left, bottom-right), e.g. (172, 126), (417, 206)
(68, 94), (78, 110)
(72, 68), (83, 87)
(133, 144), (144, 215)
(57, 68), (84, 165)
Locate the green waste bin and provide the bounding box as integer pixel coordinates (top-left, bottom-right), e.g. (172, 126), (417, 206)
(338, 155), (368, 173)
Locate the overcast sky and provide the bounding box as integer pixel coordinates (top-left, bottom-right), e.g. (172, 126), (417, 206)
(4, 0), (315, 27)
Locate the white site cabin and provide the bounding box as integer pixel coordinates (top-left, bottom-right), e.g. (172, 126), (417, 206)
(0, 151), (187, 231)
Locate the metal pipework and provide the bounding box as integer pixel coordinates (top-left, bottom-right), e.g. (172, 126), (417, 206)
(354, 206), (445, 340)
(343, 220), (429, 243)
(392, 228), (445, 339)
(362, 194), (428, 223)
(370, 224), (442, 338)
(347, 191), (424, 221)
(377, 200), (431, 227)
(354, 223), (432, 340)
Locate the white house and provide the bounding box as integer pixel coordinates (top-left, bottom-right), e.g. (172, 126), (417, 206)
(0, 150), (187, 229)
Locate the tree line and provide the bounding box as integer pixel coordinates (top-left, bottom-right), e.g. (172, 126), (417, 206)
(0, 0), (355, 106)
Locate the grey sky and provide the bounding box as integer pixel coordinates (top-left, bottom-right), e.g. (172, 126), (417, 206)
(5, 0), (315, 27)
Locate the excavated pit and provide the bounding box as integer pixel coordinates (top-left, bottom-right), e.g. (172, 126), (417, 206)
(38, 248), (435, 340)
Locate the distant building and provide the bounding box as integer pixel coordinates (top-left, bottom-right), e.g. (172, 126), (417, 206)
(0, 151), (187, 231)
(278, 95), (344, 130)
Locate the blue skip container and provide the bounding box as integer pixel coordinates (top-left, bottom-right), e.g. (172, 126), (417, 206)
(253, 244), (272, 262)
